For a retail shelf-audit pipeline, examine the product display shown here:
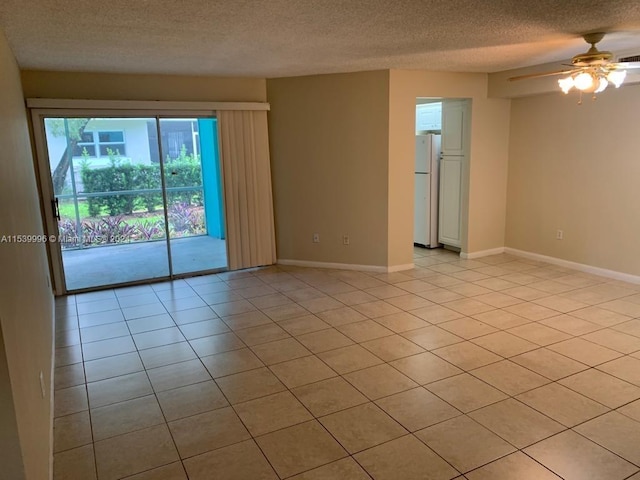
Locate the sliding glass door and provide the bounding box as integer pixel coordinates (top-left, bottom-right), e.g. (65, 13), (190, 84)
(40, 114), (226, 292)
(160, 118), (226, 276)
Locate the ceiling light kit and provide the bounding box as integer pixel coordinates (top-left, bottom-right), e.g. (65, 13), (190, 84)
(510, 32), (640, 104)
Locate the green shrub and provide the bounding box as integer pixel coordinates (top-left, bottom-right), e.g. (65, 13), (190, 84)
(164, 147), (203, 206)
(81, 151), (136, 216)
(135, 164), (163, 212)
(80, 147), (203, 217)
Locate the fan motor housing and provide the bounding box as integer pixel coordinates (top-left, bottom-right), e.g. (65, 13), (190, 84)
(572, 49), (613, 66)
(572, 32), (613, 66)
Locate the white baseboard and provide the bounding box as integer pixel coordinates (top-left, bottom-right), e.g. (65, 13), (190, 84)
(277, 259), (415, 273)
(505, 247), (640, 285)
(460, 247), (506, 260)
(279, 250), (640, 285)
(386, 263), (416, 273)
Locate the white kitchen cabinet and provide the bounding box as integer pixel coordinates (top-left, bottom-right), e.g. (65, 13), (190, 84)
(415, 102), (442, 131)
(441, 100), (466, 156)
(438, 99), (469, 248)
(438, 156), (462, 247)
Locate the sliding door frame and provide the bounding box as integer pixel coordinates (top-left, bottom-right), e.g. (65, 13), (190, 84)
(29, 101), (268, 295)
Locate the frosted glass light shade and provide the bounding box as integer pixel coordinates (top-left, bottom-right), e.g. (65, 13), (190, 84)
(574, 72), (595, 91)
(558, 76), (574, 94)
(607, 69), (626, 88)
(558, 68), (627, 97)
(595, 77), (608, 93)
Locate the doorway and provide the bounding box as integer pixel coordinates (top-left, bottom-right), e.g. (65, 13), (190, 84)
(413, 97), (470, 255)
(414, 98), (442, 249)
(39, 115), (227, 292)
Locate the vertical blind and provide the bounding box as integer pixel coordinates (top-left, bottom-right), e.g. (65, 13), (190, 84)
(217, 110), (277, 270)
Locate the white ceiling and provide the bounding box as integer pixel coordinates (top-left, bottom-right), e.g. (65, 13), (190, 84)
(1, 0), (640, 78)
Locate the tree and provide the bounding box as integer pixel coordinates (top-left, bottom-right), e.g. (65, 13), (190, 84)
(48, 118), (91, 194)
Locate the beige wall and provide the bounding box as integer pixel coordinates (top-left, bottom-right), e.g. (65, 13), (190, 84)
(21, 70), (267, 102)
(267, 71), (391, 267)
(0, 327), (25, 479)
(505, 85), (640, 275)
(0, 32), (55, 480)
(388, 70), (511, 260)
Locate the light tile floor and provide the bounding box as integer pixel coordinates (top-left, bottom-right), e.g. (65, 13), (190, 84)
(53, 248), (640, 479)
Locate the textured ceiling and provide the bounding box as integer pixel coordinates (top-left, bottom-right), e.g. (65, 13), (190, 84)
(1, 0), (640, 77)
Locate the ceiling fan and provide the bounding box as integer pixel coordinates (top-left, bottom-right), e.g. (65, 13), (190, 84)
(509, 33), (640, 97)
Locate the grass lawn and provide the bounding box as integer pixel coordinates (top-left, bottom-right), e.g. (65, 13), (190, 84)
(58, 200), (89, 219)
(59, 200), (164, 225)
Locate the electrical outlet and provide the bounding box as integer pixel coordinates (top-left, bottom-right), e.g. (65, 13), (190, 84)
(556, 229), (564, 240)
(343, 235), (350, 245)
(313, 233), (320, 243)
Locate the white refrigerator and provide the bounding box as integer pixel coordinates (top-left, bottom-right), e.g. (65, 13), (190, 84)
(414, 134), (441, 247)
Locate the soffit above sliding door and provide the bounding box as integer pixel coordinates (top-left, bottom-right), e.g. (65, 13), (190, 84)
(26, 98), (270, 112)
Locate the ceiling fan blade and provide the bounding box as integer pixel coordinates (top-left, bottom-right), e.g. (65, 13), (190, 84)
(613, 61), (640, 69)
(508, 69), (574, 82)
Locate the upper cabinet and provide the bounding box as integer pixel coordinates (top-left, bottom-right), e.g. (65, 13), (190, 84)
(441, 100), (467, 156)
(415, 102), (442, 132)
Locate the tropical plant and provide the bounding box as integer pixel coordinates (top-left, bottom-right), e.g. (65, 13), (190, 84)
(136, 220), (165, 240)
(100, 215), (136, 243)
(168, 203), (205, 235)
(57, 219), (79, 249)
(81, 220), (105, 245)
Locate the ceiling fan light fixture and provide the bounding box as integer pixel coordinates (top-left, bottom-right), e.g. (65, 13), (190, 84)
(607, 69), (626, 88)
(558, 76), (574, 94)
(511, 33), (637, 101)
(573, 71), (595, 91)
(559, 68), (624, 100)
(594, 76), (608, 93)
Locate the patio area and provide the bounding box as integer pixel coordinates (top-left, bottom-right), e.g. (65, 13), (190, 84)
(62, 235), (227, 291)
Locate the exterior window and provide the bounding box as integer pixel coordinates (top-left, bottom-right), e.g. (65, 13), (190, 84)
(160, 120), (198, 159)
(73, 131), (125, 157)
(74, 132), (96, 157)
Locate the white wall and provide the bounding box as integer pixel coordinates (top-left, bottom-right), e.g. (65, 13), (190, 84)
(85, 119), (151, 164)
(45, 119), (152, 171)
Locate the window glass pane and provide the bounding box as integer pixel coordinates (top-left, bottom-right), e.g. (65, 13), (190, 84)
(99, 144), (125, 156)
(79, 132), (94, 143)
(98, 131), (124, 143)
(73, 145), (96, 157)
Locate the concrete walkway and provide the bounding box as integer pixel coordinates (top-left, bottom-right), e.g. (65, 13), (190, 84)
(62, 235), (227, 291)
